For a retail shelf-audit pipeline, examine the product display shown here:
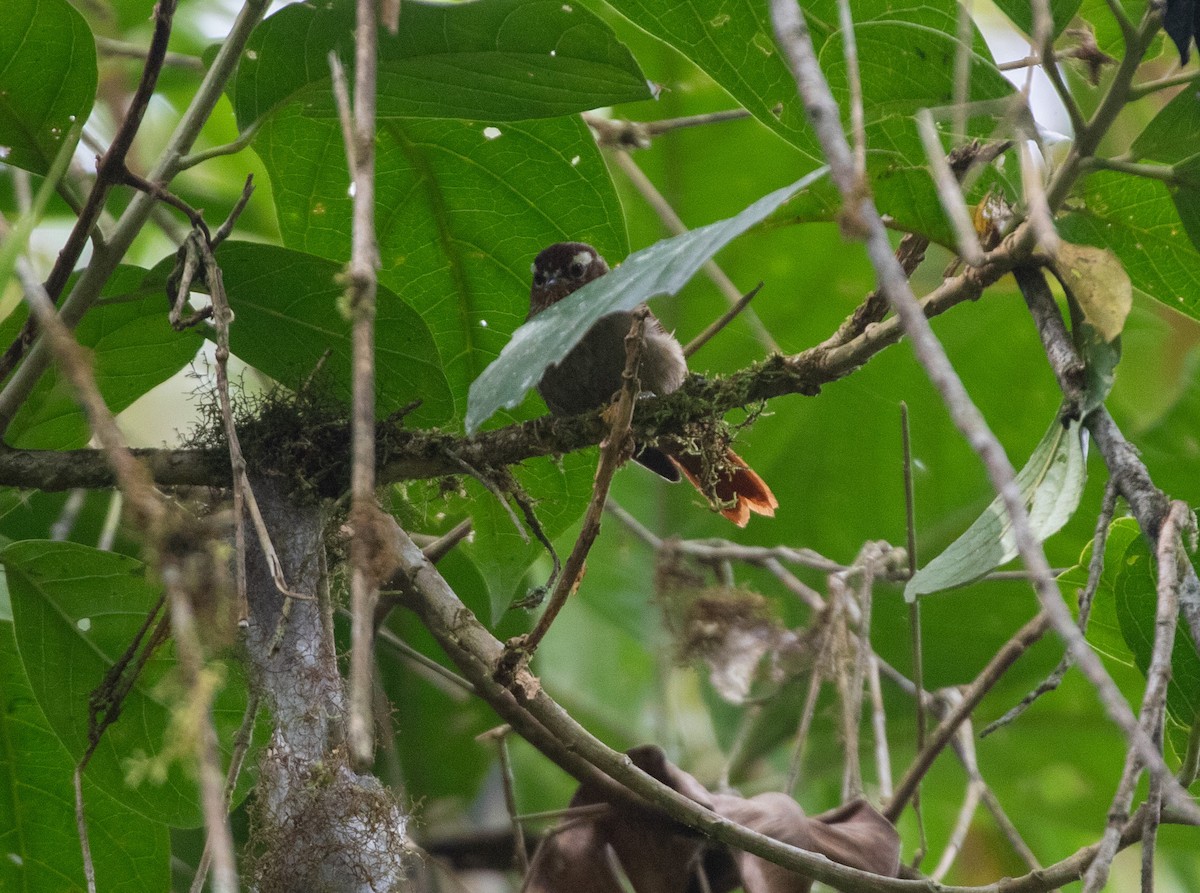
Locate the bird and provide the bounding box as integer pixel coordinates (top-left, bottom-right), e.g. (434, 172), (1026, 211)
(528, 241), (777, 526)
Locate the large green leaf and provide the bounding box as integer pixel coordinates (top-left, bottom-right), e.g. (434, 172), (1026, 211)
(465, 170), (826, 433)
(1131, 86), (1200, 166)
(0, 619), (170, 891)
(1110, 521), (1200, 728)
(1059, 170), (1200, 324)
(1129, 90), (1200, 256)
(993, 0), (1083, 37)
(2, 266), (202, 449)
(234, 0), (650, 131)
(1059, 517), (1141, 666)
(604, 0), (1014, 243)
(2, 541), (256, 828)
(207, 241), (454, 426)
(0, 0), (96, 175)
(396, 449), (596, 621)
(1064, 518), (1200, 728)
(906, 416), (1087, 599)
(257, 112), (627, 422)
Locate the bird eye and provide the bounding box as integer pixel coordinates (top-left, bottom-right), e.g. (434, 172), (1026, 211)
(568, 261), (585, 278)
(532, 270), (547, 287)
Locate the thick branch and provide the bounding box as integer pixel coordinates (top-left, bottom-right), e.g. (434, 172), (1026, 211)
(0, 238), (1019, 493)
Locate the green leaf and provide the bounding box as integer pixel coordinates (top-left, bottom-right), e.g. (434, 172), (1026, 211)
(1129, 91), (1200, 257)
(2, 265), (202, 449)
(604, 0), (1014, 243)
(0, 0), (96, 175)
(256, 113), (626, 422)
(206, 242), (454, 426)
(465, 170), (826, 433)
(993, 0), (1082, 37)
(1164, 157), (1200, 258)
(905, 416), (1087, 600)
(471, 453), (595, 621)
(1110, 522), (1200, 727)
(1131, 86), (1200, 166)
(1075, 0), (1154, 57)
(234, 0), (649, 131)
(395, 451), (595, 620)
(1059, 517), (1141, 666)
(1058, 170), (1200, 324)
(2, 541), (257, 828)
(0, 620), (170, 890)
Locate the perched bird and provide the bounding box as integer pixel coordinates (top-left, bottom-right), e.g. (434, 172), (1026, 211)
(528, 242), (777, 526)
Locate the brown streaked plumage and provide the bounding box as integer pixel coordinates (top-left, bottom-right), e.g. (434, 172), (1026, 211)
(528, 242), (776, 526)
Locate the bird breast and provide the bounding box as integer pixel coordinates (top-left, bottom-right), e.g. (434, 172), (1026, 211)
(537, 309), (686, 415)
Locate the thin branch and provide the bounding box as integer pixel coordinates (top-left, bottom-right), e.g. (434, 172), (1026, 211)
(683, 282), (765, 358)
(1083, 500), (1190, 892)
(94, 35), (205, 70)
(161, 567), (239, 893)
(511, 309), (649, 661)
(399, 516), (1195, 893)
(1128, 67), (1200, 100)
(0, 0), (181, 394)
(330, 0), (383, 769)
(189, 692), (260, 893)
(982, 480), (1118, 737)
(886, 612), (1050, 822)
(1080, 156), (1180, 183)
(73, 766), (97, 893)
(606, 148), (780, 354)
(177, 123), (261, 171)
(867, 654), (894, 799)
(916, 109), (985, 265)
(836, 0), (867, 179)
(771, 0), (1200, 826)
(582, 109), (752, 150)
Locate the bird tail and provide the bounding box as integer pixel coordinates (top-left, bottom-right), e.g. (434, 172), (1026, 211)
(669, 449), (777, 527)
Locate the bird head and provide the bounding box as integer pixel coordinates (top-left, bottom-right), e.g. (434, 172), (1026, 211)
(528, 242), (610, 316)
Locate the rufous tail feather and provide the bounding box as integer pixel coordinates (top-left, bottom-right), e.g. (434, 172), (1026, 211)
(668, 449), (777, 527)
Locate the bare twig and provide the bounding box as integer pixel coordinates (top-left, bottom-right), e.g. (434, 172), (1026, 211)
(94, 35), (205, 70)
(0, 0), (181, 392)
(0, 0), (271, 439)
(916, 109), (985, 266)
(189, 692), (260, 893)
(606, 148), (780, 354)
(885, 612), (1050, 821)
(162, 565), (239, 893)
(330, 0), (383, 768)
(476, 726), (530, 874)
(582, 109), (752, 149)
(931, 732), (983, 880)
(771, 0), (1200, 825)
(982, 480), (1118, 737)
(836, 0), (867, 179)
(73, 766), (97, 893)
(867, 653), (893, 799)
(513, 310), (649, 659)
(399, 517), (1195, 893)
(1085, 501), (1193, 892)
(683, 282), (765, 358)
(177, 124), (261, 171)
